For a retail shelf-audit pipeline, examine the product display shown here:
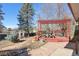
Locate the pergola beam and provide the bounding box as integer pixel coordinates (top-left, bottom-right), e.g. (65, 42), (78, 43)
(38, 19), (70, 24)
(68, 3), (79, 20)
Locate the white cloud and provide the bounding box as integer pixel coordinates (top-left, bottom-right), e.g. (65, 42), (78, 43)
(6, 25), (18, 29)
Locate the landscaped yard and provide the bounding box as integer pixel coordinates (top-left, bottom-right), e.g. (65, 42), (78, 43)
(0, 36), (48, 56)
(0, 36), (79, 56)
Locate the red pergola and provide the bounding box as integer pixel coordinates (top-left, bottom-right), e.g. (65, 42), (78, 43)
(38, 19), (71, 38)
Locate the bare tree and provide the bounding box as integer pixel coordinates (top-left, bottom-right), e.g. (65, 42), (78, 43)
(38, 3), (69, 32)
(0, 4), (5, 33)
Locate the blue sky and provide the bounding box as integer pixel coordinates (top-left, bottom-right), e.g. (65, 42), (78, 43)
(2, 3), (22, 28)
(1, 3), (73, 29)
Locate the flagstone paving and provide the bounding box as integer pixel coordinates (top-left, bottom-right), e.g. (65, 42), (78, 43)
(29, 42), (74, 56)
(50, 48), (73, 56)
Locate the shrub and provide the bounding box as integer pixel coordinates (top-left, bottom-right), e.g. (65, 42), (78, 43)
(29, 33), (36, 36)
(0, 34), (7, 40)
(5, 33), (19, 43)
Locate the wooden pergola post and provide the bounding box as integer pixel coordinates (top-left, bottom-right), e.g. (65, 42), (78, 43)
(67, 21), (71, 39)
(38, 22), (41, 31)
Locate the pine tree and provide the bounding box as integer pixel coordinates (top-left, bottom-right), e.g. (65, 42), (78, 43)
(17, 3), (34, 36)
(0, 4), (5, 33)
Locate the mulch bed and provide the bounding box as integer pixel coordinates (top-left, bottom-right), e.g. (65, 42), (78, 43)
(28, 40), (47, 50)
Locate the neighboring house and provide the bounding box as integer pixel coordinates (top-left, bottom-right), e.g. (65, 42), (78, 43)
(32, 27), (37, 33)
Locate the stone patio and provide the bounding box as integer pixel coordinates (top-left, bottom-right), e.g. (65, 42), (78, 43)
(29, 42), (74, 56)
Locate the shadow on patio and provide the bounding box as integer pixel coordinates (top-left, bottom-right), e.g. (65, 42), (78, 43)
(64, 42), (76, 56)
(0, 47), (31, 56)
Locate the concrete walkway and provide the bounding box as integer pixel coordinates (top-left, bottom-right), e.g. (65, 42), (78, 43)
(29, 42), (73, 56)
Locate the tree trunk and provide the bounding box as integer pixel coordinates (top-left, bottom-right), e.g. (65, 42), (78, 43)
(27, 30), (29, 37)
(75, 40), (78, 54)
(27, 20), (30, 37)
